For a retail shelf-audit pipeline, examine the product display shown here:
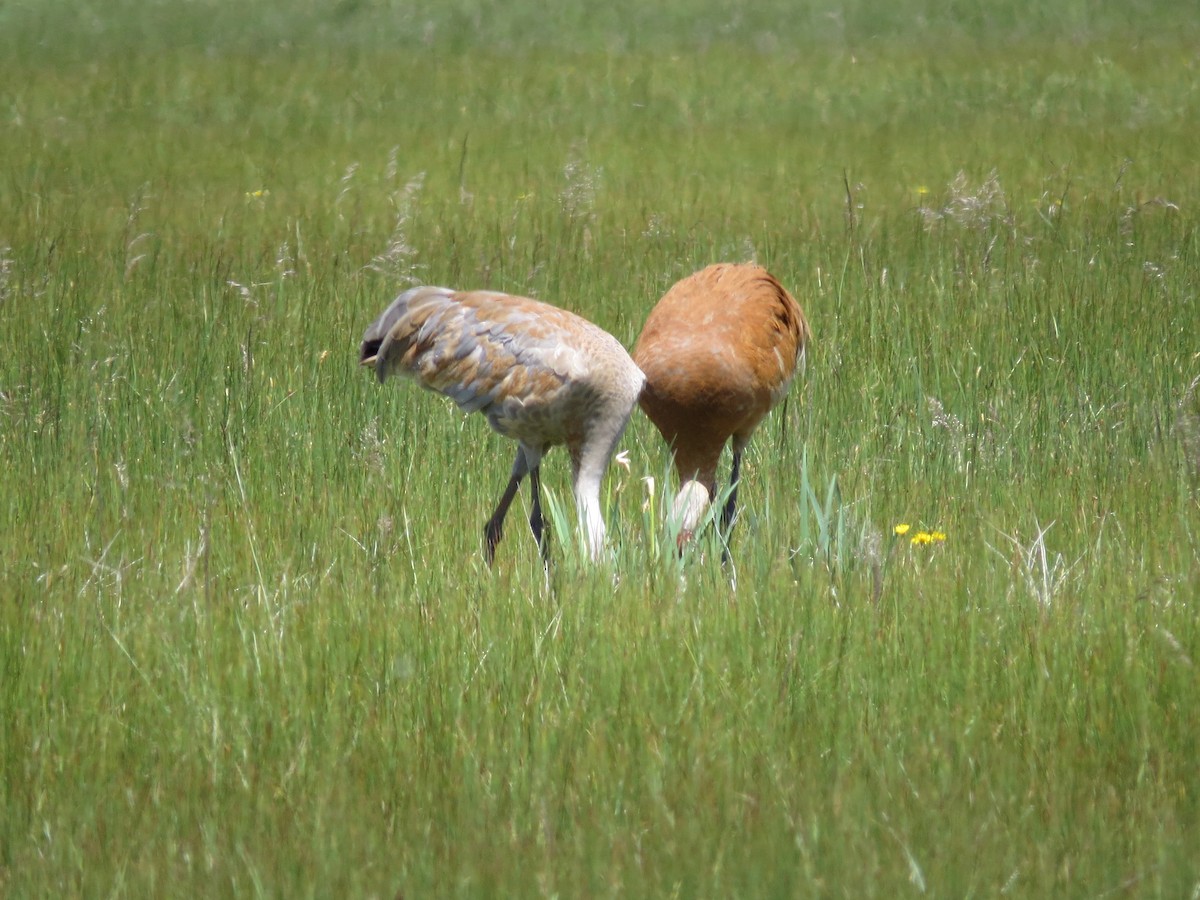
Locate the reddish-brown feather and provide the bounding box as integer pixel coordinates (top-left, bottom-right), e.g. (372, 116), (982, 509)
(634, 262), (810, 492)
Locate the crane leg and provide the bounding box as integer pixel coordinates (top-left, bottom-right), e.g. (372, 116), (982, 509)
(528, 465), (549, 561)
(484, 450), (529, 565)
(721, 449), (742, 534)
(718, 449), (743, 563)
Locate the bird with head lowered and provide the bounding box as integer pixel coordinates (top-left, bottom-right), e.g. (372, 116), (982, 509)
(361, 285), (645, 564)
(633, 263), (810, 554)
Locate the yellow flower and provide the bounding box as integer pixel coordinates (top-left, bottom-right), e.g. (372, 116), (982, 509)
(893, 523), (910, 536)
(246, 189), (269, 200)
(909, 529), (947, 546)
(915, 185), (930, 196)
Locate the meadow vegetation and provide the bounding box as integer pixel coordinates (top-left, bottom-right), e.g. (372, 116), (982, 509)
(2, 0), (1199, 895)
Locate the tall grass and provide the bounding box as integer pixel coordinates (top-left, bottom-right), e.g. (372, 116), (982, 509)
(2, 1), (1199, 896)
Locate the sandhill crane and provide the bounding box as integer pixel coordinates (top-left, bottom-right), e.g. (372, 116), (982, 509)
(633, 263), (810, 551)
(360, 286), (645, 564)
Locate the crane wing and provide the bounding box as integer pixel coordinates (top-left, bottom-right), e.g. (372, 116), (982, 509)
(360, 287), (589, 420)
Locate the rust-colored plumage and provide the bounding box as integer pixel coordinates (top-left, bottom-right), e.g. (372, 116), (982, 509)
(360, 286), (644, 563)
(633, 263), (810, 548)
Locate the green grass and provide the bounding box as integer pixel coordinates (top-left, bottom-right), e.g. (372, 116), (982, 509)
(3, 1), (1200, 896)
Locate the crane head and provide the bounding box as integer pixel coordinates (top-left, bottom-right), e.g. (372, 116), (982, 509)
(670, 480), (712, 552)
(359, 337), (388, 382)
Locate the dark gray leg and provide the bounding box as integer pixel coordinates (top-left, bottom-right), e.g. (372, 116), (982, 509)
(717, 448), (744, 564)
(721, 448), (742, 536)
(528, 465), (549, 560)
(484, 450), (529, 565)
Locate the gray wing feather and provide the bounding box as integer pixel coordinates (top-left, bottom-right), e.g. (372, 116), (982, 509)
(362, 286), (587, 430)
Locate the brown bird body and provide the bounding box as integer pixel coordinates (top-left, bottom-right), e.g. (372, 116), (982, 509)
(633, 263), (810, 547)
(361, 286), (645, 562)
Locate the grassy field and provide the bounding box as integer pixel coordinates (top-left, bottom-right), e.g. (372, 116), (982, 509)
(3, 1), (1200, 895)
